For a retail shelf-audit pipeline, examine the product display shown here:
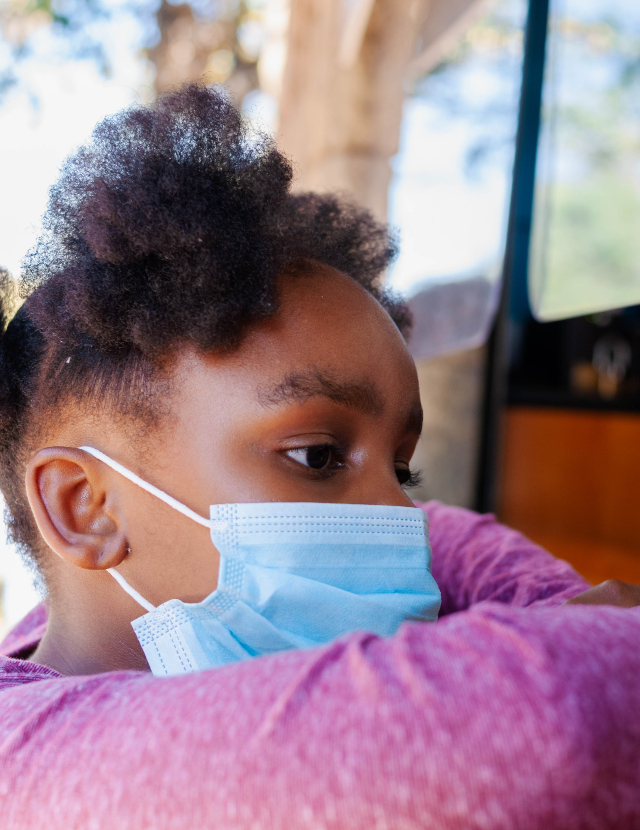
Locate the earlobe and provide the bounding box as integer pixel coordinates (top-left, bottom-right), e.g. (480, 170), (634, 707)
(25, 447), (129, 571)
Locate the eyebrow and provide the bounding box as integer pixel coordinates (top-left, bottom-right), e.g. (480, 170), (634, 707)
(259, 369), (384, 417)
(259, 368), (424, 436)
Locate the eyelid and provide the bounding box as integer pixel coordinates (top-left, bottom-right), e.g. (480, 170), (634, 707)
(280, 436), (347, 455)
(278, 432), (341, 448)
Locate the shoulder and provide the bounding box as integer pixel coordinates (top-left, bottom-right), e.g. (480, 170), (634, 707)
(0, 604), (57, 690)
(1, 603), (48, 658)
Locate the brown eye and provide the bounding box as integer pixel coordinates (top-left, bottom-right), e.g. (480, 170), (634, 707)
(286, 445), (334, 470)
(396, 466), (423, 489)
(395, 465), (411, 485)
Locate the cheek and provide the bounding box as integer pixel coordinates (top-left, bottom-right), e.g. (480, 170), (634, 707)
(162, 401), (283, 506)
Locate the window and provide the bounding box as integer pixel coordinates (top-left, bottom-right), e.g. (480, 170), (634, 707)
(529, 0), (640, 321)
(389, 0), (528, 359)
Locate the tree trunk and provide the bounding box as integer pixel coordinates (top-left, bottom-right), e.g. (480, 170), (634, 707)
(278, 0), (426, 220)
(148, 2), (225, 94)
(276, 0), (489, 508)
(148, 1), (257, 104)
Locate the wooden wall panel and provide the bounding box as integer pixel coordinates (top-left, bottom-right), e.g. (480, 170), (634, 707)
(497, 407), (640, 584)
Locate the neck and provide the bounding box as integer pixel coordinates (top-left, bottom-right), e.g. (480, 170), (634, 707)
(31, 571), (151, 675)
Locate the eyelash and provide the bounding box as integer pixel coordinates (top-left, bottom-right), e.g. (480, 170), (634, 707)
(401, 468), (424, 490)
(284, 443), (423, 489)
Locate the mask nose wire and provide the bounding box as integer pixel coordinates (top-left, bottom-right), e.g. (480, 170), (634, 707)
(78, 445), (217, 614)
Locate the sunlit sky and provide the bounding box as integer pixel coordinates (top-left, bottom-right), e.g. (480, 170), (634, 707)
(0, 4), (520, 629)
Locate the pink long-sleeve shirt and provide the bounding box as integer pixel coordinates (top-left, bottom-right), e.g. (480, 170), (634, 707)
(1, 502), (639, 829)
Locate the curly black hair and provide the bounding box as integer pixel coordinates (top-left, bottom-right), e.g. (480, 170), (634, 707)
(0, 83), (410, 573)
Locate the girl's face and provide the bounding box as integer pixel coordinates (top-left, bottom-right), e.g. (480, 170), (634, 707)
(31, 265), (423, 610)
(155, 266), (422, 509)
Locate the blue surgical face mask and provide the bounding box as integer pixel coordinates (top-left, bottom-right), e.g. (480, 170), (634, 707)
(80, 446), (441, 677)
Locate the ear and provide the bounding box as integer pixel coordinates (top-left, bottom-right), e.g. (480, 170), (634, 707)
(25, 447), (129, 571)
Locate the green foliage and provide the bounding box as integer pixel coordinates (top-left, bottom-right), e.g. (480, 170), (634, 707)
(25, 0), (71, 28)
(530, 4), (640, 320)
(536, 174), (640, 317)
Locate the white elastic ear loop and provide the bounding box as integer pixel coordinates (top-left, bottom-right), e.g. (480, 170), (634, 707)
(79, 445), (228, 613)
(107, 567), (156, 612)
(79, 446), (212, 528)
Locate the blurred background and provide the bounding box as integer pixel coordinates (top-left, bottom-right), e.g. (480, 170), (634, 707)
(0, 0), (639, 634)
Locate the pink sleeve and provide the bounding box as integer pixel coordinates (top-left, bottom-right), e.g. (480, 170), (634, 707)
(2, 603), (640, 828)
(422, 501), (590, 615)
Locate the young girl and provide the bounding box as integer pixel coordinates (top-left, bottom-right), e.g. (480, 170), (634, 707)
(1, 85), (639, 828)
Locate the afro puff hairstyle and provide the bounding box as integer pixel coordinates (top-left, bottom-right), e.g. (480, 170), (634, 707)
(0, 83), (410, 571)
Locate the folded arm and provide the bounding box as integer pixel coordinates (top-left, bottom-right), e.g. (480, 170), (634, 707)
(422, 501), (590, 614)
(2, 602), (640, 829)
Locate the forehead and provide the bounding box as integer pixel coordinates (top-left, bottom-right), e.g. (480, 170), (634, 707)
(243, 265), (414, 374)
(174, 265), (419, 414)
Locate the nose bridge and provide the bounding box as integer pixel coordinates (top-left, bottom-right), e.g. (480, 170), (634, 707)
(367, 485), (415, 509)
(349, 455), (415, 508)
